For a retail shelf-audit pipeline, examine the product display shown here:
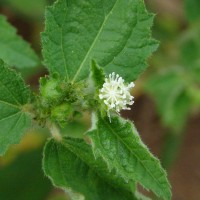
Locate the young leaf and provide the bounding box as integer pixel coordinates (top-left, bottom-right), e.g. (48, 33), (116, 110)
(42, 0), (158, 82)
(0, 15), (40, 69)
(43, 138), (137, 200)
(86, 114), (171, 200)
(0, 60), (32, 155)
(90, 60), (105, 89)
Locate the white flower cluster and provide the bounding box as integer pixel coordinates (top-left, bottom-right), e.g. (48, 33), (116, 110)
(99, 72), (134, 117)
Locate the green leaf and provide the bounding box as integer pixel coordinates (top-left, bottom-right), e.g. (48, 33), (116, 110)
(145, 69), (191, 132)
(64, 137), (136, 192)
(0, 148), (52, 200)
(90, 60), (105, 89)
(43, 137), (137, 200)
(0, 15), (40, 69)
(42, 0), (158, 82)
(0, 60), (32, 155)
(179, 26), (200, 82)
(86, 114), (171, 200)
(184, 0), (200, 22)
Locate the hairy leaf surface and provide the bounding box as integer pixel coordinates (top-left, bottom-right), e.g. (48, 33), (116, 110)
(42, 0), (158, 82)
(43, 137), (137, 200)
(86, 114), (171, 200)
(0, 15), (40, 68)
(0, 60), (32, 155)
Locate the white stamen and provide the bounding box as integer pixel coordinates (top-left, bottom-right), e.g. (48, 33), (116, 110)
(99, 72), (135, 121)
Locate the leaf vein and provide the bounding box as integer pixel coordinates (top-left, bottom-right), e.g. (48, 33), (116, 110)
(71, 0), (119, 83)
(0, 79), (21, 106)
(0, 99), (20, 109)
(0, 111), (21, 122)
(102, 118), (166, 193)
(60, 0), (69, 80)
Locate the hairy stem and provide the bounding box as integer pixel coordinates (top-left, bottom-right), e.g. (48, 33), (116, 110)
(47, 121), (62, 141)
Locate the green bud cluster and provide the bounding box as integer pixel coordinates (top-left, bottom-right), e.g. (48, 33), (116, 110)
(36, 74), (86, 126)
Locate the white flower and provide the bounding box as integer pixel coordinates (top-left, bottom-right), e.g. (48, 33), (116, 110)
(99, 72), (134, 119)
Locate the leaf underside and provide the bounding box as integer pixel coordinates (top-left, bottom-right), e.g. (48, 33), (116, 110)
(42, 0), (158, 83)
(0, 60), (32, 155)
(86, 114), (171, 200)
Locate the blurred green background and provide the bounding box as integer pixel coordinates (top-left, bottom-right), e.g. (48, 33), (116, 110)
(0, 0), (200, 199)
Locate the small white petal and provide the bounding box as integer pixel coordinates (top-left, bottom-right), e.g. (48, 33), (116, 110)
(129, 101), (134, 105)
(99, 72), (135, 115)
(111, 103), (115, 108)
(115, 101), (120, 105)
(128, 82), (135, 88)
(104, 100), (108, 105)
